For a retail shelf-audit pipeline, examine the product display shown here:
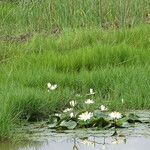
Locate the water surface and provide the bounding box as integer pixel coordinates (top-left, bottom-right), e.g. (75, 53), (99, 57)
(0, 111), (150, 150)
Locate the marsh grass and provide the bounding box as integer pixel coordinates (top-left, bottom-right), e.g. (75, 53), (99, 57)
(1, 26), (150, 139)
(1, 0), (150, 34)
(0, 0), (150, 140)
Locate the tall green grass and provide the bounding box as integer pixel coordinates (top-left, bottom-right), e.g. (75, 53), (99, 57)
(1, 0), (150, 34)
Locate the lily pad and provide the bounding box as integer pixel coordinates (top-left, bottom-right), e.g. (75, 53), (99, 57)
(48, 122), (57, 128)
(128, 113), (142, 123)
(94, 110), (108, 119)
(115, 117), (128, 127)
(47, 116), (59, 129)
(59, 120), (77, 130)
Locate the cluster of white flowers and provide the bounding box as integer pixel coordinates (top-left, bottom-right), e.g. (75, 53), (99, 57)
(47, 83), (57, 91)
(49, 86), (123, 123)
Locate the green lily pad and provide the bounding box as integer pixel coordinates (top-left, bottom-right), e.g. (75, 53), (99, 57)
(59, 120), (77, 130)
(94, 110), (108, 119)
(116, 117), (129, 128)
(47, 117), (58, 129)
(116, 121), (130, 128)
(128, 113), (142, 123)
(103, 123), (112, 129)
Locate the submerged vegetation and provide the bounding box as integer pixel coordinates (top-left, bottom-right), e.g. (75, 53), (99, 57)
(0, 0), (150, 140)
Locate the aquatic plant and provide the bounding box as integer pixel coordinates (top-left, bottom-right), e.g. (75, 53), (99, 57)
(109, 112), (122, 120)
(78, 112), (94, 121)
(100, 105), (108, 111)
(47, 89), (142, 130)
(47, 83), (57, 91)
(70, 100), (77, 107)
(85, 99), (95, 104)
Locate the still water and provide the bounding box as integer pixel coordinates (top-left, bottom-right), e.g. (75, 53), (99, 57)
(0, 135), (150, 150)
(0, 111), (150, 150)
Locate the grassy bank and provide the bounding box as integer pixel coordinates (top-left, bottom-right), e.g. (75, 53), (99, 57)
(1, 25), (150, 139)
(0, 0), (150, 140)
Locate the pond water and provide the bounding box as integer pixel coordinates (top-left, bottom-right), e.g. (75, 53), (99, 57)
(0, 111), (150, 150)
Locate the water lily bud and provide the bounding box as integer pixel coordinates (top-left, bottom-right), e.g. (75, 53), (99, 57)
(70, 100), (77, 107)
(100, 105), (108, 111)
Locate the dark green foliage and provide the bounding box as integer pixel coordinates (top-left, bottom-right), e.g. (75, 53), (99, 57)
(47, 111), (142, 130)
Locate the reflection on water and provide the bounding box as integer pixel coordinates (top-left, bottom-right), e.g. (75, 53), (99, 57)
(0, 133), (150, 150)
(0, 111), (150, 150)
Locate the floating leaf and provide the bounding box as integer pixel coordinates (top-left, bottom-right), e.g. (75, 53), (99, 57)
(116, 121), (130, 128)
(112, 130), (118, 136)
(47, 117), (58, 129)
(103, 123), (112, 129)
(128, 113), (142, 123)
(115, 117), (129, 128)
(60, 120), (77, 130)
(94, 110), (108, 119)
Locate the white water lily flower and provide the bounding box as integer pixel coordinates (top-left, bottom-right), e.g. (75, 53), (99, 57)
(70, 100), (77, 107)
(70, 112), (74, 118)
(63, 108), (73, 113)
(78, 111), (93, 121)
(54, 113), (61, 117)
(87, 88), (95, 95)
(51, 84), (57, 90)
(80, 139), (95, 147)
(90, 88), (95, 94)
(47, 83), (57, 91)
(85, 99), (95, 104)
(100, 105), (108, 111)
(47, 83), (52, 88)
(109, 112), (122, 119)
